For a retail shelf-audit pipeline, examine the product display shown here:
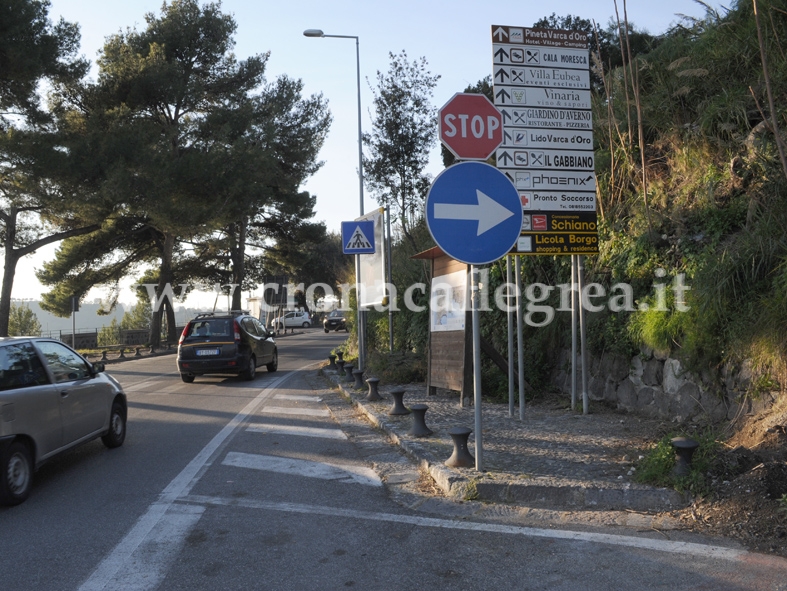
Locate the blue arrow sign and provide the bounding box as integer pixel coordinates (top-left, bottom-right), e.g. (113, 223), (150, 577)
(425, 162), (522, 265)
(341, 220), (375, 254)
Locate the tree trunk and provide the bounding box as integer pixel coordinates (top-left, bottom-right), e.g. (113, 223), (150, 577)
(149, 233), (177, 347)
(0, 207), (19, 337)
(229, 220), (246, 311)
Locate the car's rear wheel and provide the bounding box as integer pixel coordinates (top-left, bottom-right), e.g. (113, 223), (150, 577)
(242, 355), (256, 380)
(102, 400), (127, 448)
(0, 440), (33, 506)
(266, 350), (278, 372)
(302, 322), (309, 328)
(180, 373), (195, 383)
(324, 328), (329, 333)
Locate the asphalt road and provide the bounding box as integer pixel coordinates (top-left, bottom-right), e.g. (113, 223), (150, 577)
(2, 329), (786, 591)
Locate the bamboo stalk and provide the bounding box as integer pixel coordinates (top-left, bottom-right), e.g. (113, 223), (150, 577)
(753, 0), (787, 180)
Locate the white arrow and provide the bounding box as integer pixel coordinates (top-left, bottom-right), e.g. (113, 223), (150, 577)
(434, 189), (515, 236)
(493, 26), (508, 42)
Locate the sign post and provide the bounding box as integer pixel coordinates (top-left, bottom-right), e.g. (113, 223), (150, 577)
(491, 25), (597, 416)
(426, 161), (522, 471)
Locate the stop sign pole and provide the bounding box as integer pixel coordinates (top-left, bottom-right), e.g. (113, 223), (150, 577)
(436, 93), (506, 471)
(439, 92), (504, 161)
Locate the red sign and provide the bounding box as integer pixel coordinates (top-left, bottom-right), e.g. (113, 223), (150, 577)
(439, 93), (503, 161)
(533, 215), (547, 230)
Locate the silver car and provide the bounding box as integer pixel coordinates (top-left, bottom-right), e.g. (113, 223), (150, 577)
(0, 338), (127, 506)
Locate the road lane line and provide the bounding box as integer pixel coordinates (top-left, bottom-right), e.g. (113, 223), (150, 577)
(78, 366), (306, 591)
(274, 394), (323, 402)
(92, 504), (205, 591)
(182, 495), (771, 565)
(222, 452), (382, 487)
(261, 406), (330, 417)
(246, 423), (347, 440)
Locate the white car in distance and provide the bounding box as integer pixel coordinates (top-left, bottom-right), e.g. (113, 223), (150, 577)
(270, 311), (311, 330)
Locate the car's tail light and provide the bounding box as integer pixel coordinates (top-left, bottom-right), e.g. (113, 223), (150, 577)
(179, 323), (191, 344)
(233, 320), (242, 343)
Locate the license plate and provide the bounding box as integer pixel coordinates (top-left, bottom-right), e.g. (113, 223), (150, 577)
(196, 348), (220, 356)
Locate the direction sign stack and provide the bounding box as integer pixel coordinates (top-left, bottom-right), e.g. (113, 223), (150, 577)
(491, 25), (599, 255)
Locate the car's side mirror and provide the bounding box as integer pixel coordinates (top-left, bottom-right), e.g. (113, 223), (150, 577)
(92, 363), (105, 374)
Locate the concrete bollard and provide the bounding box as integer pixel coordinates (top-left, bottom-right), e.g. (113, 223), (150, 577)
(336, 359), (346, 374)
(408, 404), (433, 437)
(366, 377), (382, 401)
(352, 369), (364, 389)
(445, 427), (474, 467)
(101, 351), (108, 361)
(118, 349), (125, 359)
(135, 347), (142, 357)
(388, 389), (411, 416)
(328, 354), (337, 370)
(336, 351), (344, 362)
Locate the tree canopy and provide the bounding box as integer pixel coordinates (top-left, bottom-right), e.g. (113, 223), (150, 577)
(37, 0), (331, 345)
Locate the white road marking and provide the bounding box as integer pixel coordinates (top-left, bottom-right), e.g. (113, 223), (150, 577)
(183, 495), (761, 564)
(261, 406), (330, 417)
(274, 394), (323, 402)
(86, 504), (205, 591)
(222, 452), (382, 487)
(246, 423), (347, 440)
(78, 367), (303, 591)
(124, 380), (166, 393)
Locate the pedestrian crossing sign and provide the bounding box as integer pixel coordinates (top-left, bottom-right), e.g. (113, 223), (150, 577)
(341, 220), (376, 254)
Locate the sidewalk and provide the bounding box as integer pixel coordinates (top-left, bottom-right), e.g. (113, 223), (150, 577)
(321, 365), (689, 515)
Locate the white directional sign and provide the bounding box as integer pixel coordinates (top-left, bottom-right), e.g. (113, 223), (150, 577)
(494, 87), (592, 110)
(500, 106), (592, 130)
(492, 24), (598, 255)
(503, 127), (593, 149)
(520, 191), (597, 211)
(494, 46), (590, 69)
(496, 148), (595, 171)
(494, 66), (591, 89)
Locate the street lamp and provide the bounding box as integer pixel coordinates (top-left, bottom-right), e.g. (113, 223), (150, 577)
(303, 29), (364, 217)
(304, 28), (366, 371)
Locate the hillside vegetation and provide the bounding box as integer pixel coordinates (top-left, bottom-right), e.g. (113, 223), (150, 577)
(364, 1), (787, 403)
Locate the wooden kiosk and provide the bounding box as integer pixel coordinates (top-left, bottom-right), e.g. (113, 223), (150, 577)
(412, 246), (473, 407)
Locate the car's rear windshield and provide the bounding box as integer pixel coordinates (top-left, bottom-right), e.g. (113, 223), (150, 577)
(186, 319), (232, 337)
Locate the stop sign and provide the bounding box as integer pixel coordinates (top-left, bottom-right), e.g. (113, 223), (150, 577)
(439, 93), (503, 161)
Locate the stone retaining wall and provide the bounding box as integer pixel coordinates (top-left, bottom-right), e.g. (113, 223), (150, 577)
(551, 349), (780, 423)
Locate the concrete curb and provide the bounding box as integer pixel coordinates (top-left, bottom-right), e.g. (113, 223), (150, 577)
(323, 369), (690, 512)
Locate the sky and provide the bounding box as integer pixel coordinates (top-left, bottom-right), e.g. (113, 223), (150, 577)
(15, 0), (727, 308)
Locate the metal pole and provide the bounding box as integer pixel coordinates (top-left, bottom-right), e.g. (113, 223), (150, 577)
(471, 265), (483, 471)
(578, 255), (589, 415)
(515, 258), (525, 420)
(506, 257), (514, 417)
(386, 205), (394, 352)
(304, 30), (366, 371)
(571, 255), (578, 410)
(353, 35), (366, 372)
(356, 254), (364, 371)
(71, 309), (76, 348)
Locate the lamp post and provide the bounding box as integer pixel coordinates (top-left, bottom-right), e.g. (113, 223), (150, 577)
(304, 28), (366, 371)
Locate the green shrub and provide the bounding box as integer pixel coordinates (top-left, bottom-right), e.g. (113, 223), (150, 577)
(634, 429), (720, 496)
